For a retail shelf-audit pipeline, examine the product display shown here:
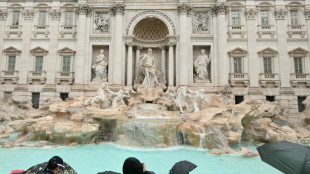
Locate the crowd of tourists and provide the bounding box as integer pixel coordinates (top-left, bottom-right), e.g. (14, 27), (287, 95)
(10, 156), (197, 174)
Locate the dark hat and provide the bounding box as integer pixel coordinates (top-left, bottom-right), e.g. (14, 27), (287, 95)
(122, 157), (143, 174)
(47, 156), (64, 170)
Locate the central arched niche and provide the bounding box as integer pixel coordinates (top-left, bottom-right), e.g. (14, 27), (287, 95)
(133, 17), (169, 42)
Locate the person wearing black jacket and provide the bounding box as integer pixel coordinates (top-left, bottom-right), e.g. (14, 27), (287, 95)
(122, 157), (155, 174)
(38, 156), (64, 174)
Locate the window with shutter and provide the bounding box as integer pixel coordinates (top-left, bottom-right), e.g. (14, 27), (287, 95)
(294, 57), (303, 74)
(65, 11), (73, 26)
(263, 57), (272, 74)
(62, 56), (71, 72)
(261, 10), (269, 26)
(38, 11), (47, 26)
(233, 57), (242, 73)
(12, 11), (20, 25)
(231, 10), (240, 26)
(8, 56), (16, 71)
(35, 56), (44, 72)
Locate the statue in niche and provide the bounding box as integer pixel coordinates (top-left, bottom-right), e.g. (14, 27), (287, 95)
(92, 49), (108, 81)
(193, 12), (209, 32)
(134, 48), (166, 90)
(94, 13), (110, 32)
(194, 49), (211, 82)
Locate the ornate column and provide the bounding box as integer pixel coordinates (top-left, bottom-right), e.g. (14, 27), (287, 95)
(110, 4), (125, 86)
(245, 9), (259, 87)
(168, 42), (175, 86)
(159, 45), (166, 77)
(46, 9), (61, 85)
(212, 3), (228, 86)
(126, 42), (133, 86)
(177, 4), (192, 86)
(275, 8), (290, 88)
(75, 5), (92, 84)
(0, 10), (7, 73)
(19, 9), (34, 84)
(135, 46), (142, 77)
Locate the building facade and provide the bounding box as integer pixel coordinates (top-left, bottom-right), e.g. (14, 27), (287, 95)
(0, 0), (309, 122)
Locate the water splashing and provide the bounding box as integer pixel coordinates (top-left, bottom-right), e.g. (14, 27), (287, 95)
(194, 125), (206, 148)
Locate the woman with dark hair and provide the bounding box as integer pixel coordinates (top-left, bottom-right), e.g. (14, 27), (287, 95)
(122, 157), (155, 174)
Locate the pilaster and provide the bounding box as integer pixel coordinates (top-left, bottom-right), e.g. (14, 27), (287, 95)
(110, 4), (125, 86)
(177, 3), (192, 86)
(0, 10), (7, 74)
(212, 3), (228, 86)
(19, 8), (34, 84)
(75, 4), (92, 84)
(275, 8), (291, 88)
(245, 8), (259, 87)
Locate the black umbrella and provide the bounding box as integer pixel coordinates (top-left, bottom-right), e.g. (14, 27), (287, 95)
(24, 162), (77, 174)
(97, 171), (120, 174)
(257, 141), (310, 174)
(169, 160), (197, 174)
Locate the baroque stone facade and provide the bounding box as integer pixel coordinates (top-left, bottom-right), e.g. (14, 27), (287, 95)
(0, 0), (310, 123)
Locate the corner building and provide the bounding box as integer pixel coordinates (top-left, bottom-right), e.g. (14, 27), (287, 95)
(0, 0), (309, 123)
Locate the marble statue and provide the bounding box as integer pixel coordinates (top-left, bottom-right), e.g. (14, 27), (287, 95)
(85, 83), (130, 109)
(105, 88), (130, 108)
(165, 86), (190, 114)
(92, 49), (108, 81)
(187, 88), (208, 112)
(193, 12), (209, 32)
(94, 13), (110, 32)
(139, 48), (160, 88)
(194, 49), (211, 82)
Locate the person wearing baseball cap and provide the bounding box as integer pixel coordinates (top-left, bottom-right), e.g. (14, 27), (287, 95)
(39, 156), (64, 174)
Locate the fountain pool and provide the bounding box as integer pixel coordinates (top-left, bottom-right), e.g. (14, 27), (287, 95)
(0, 143), (282, 174)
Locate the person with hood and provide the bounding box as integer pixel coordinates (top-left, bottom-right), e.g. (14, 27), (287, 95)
(122, 157), (155, 174)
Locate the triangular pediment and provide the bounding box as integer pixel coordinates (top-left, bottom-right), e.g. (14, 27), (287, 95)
(228, 47), (247, 55)
(258, 47), (278, 55)
(58, 47), (76, 54)
(288, 47), (308, 55)
(3, 46), (21, 53)
(30, 46), (48, 53)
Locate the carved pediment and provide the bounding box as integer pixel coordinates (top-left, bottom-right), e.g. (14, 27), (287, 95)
(58, 47), (76, 55)
(258, 47), (278, 55)
(3, 46), (21, 53)
(228, 47), (247, 56)
(30, 46), (48, 54)
(288, 47), (308, 55)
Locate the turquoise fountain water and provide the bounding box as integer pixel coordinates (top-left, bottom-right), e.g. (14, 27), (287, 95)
(0, 143), (282, 174)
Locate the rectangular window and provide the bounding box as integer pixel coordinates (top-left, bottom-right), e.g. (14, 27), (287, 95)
(32, 93), (40, 109)
(233, 57), (242, 73)
(231, 10), (240, 26)
(7, 55), (16, 71)
(62, 56), (71, 72)
(290, 10), (298, 26)
(38, 11), (47, 26)
(263, 57), (272, 74)
(65, 11), (74, 26)
(261, 10), (269, 25)
(35, 56), (44, 72)
(12, 11), (20, 25)
(294, 57), (303, 74)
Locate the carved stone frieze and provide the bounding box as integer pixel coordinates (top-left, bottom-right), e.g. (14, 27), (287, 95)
(245, 8), (257, 20)
(94, 12), (110, 32)
(211, 3), (228, 15)
(0, 10), (8, 20)
(77, 4), (92, 15)
(110, 4), (125, 16)
(22, 9), (34, 20)
(193, 12), (209, 32)
(49, 9), (61, 20)
(177, 4), (193, 16)
(305, 8), (310, 20)
(274, 8), (287, 20)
